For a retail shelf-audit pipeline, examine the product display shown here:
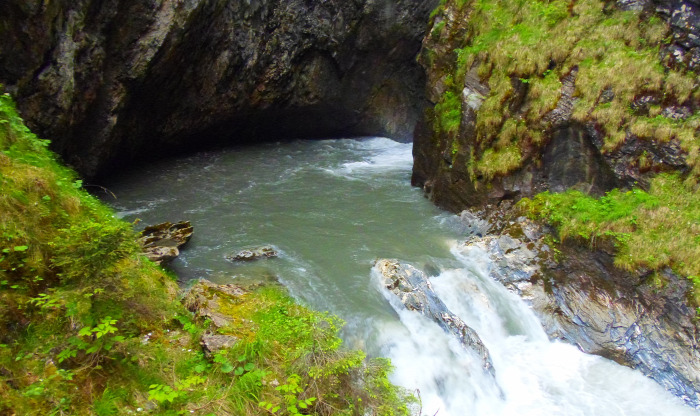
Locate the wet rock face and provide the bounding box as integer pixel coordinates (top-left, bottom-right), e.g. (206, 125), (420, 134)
(374, 259), (495, 375)
(0, 0), (438, 177)
(458, 206), (700, 408)
(139, 221), (193, 264)
(413, 120), (621, 213)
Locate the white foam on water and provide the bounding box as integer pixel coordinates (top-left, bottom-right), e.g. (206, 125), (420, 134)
(369, 245), (698, 416)
(105, 136), (699, 415)
(321, 137), (413, 177)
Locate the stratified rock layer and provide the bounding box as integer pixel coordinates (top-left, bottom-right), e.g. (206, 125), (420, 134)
(139, 221), (193, 264)
(0, 0), (438, 177)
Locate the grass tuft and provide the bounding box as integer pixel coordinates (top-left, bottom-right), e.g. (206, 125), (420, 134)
(427, 0), (699, 181)
(518, 174), (700, 303)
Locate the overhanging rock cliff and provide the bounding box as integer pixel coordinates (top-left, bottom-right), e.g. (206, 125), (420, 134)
(0, 0), (438, 177)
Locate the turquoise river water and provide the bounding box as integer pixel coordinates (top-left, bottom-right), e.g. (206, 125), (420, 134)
(103, 137), (698, 416)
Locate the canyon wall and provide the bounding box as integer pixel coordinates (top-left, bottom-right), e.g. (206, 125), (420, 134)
(0, 0), (438, 177)
(412, 0), (699, 212)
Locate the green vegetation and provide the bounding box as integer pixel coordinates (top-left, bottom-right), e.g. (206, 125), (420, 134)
(424, 0), (700, 304)
(201, 285), (414, 415)
(0, 91), (414, 414)
(427, 0), (699, 182)
(518, 174), (700, 303)
(434, 88), (462, 137)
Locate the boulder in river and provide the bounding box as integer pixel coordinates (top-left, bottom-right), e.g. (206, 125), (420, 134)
(374, 259), (495, 375)
(226, 246), (278, 262)
(139, 221), (193, 265)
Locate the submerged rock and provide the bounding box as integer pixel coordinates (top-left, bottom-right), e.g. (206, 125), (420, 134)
(139, 221), (193, 265)
(226, 246), (278, 262)
(374, 259), (495, 375)
(459, 206), (700, 407)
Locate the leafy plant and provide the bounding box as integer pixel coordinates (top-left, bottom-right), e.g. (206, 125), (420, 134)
(148, 384), (181, 403)
(260, 374), (317, 415)
(58, 317), (125, 364)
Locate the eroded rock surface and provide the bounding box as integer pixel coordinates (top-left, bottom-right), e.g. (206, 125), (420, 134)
(139, 221), (193, 264)
(458, 205), (700, 407)
(0, 0), (438, 177)
(226, 245), (278, 262)
(374, 258), (494, 374)
(184, 279), (247, 329)
(184, 279), (250, 359)
(201, 333), (238, 356)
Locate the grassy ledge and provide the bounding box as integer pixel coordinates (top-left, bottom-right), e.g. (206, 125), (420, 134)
(518, 173), (700, 305)
(0, 91), (413, 415)
(422, 0), (700, 308)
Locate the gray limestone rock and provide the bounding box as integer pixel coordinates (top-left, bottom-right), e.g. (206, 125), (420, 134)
(139, 221), (193, 265)
(458, 210), (700, 408)
(226, 245), (278, 262)
(184, 279), (247, 330)
(201, 333), (238, 356)
(374, 259), (495, 375)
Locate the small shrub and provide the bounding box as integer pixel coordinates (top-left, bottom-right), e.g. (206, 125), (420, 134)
(50, 221), (139, 282)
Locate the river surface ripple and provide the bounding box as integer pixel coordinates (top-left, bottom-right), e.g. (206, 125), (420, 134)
(104, 137), (698, 416)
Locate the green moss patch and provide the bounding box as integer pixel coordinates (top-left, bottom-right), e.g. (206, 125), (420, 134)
(518, 174), (700, 303)
(427, 0), (699, 182)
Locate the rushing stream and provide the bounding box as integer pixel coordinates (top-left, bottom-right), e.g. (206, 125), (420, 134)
(103, 138), (697, 415)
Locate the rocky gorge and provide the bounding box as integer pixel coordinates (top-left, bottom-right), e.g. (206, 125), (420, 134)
(2, 0), (700, 412)
(1, 0), (438, 177)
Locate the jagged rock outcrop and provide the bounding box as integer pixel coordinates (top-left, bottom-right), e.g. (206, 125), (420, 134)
(139, 220), (193, 264)
(374, 258), (495, 375)
(0, 0), (438, 177)
(457, 205), (700, 407)
(184, 279), (247, 329)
